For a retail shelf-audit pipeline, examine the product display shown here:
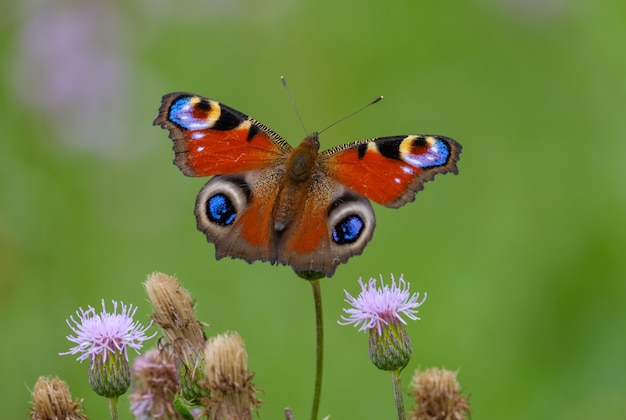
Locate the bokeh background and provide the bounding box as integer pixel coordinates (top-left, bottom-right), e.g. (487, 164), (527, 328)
(1, 0), (625, 418)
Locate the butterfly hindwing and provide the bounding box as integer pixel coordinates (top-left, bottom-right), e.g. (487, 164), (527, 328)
(321, 135), (462, 208)
(194, 170), (282, 264)
(153, 93), (292, 176)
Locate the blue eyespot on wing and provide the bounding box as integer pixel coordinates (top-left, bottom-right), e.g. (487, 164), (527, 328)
(206, 194), (237, 226)
(332, 215), (365, 244)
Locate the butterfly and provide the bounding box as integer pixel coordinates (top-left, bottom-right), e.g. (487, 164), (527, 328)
(154, 92), (461, 277)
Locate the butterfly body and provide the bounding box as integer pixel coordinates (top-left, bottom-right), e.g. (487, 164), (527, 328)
(274, 134), (319, 231)
(155, 92), (461, 276)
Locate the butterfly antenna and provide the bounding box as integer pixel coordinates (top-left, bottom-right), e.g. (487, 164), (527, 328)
(281, 76), (309, 135)
(318, 95), (383, 135)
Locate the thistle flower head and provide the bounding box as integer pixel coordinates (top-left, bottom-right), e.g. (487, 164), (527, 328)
(339, 274), (426, 335)
(410, 368), (471, 420)
(339, 274), (426, 371)
(61, 299), (155, 398)
(144, 272), (208, 402)
(129, 348), (183, 419)
(201, 332), (262, 419)
(61, 299), (155, 363)
(29, 376), (87, 420)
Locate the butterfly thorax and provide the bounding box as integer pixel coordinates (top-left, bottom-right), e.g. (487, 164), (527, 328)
(273, 133), (321, 232)
(286, 133), (320, 181)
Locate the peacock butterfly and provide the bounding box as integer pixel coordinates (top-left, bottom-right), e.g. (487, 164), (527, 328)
(154, 92), (461, 277)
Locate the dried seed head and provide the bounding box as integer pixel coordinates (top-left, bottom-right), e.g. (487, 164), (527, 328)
(144, 272), (208, 402)
(201, 332), (262, 419)
(30, 376), (87, 420)
(410, 368), (471, 420)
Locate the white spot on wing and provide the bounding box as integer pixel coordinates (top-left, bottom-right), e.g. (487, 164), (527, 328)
(188, 121), (210, 130)
(429, 143), (442, 154)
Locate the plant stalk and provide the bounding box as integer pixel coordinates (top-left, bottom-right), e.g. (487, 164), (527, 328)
(391, 369), (405, 420)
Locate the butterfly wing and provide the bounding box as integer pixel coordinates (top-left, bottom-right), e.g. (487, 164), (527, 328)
(194, 170), (282, 265)
(320, 135), (462, 208)
(154, 92), (292, 176)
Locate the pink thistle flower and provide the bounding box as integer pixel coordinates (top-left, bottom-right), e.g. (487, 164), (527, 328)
(339, 274), (427, 335)
(129, 348), (182, 419)
(339, 274), (427, 371)
(61, 300), (155, 398)
(61, 300), (155, 363)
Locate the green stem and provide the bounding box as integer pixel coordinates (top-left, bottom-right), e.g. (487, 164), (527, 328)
(391, 370), (405, 420)
(310, 279), (324, 420)
(108, 396), (119, 420)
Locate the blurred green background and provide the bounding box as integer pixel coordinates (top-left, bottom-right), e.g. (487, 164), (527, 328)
(1, 0), (625, 418)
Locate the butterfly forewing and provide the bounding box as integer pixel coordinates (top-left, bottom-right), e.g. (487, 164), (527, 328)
(154, 93), (292, 177)
(321, 135), (462, 208)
